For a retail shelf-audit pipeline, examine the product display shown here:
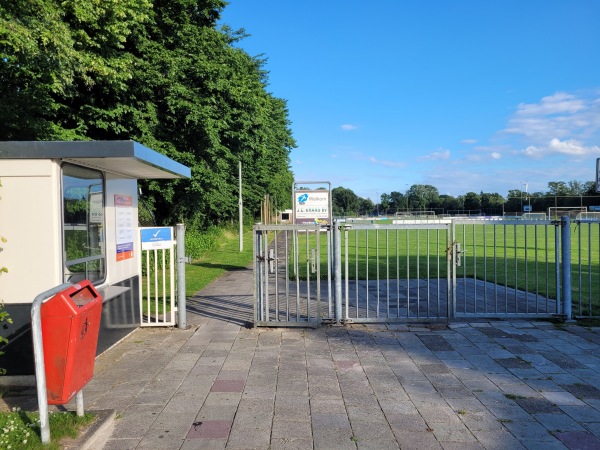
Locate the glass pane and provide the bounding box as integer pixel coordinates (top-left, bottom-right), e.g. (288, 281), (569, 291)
(62, 164), (105, 283)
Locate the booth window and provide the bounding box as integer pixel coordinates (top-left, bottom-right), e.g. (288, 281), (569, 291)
(62, 164), (105, 283)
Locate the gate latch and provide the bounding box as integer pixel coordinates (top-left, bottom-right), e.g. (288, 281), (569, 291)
(269, 249), (275, 274)
(454, 242), (465, 267)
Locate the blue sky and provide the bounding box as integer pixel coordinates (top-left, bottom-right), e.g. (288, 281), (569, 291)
(220, 0), (600, 201)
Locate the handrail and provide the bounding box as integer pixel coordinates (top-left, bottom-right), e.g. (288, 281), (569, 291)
(31, 283), (72, 444)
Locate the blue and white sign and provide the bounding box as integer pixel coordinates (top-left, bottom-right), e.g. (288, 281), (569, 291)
(140, 227), (174, 250)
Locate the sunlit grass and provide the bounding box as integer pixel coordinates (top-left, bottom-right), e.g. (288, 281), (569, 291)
(140, 228), (254, 308)
(185, 228), (254, 297)
(0, 408), (94, 450)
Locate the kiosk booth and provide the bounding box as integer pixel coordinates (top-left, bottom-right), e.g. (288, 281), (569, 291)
(0, 141), (190, 375)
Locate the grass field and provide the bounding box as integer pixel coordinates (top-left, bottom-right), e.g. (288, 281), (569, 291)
(285, 221), (600, 315)
(185, 228), (254, 296)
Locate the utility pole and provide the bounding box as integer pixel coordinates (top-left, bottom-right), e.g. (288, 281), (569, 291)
(239, 161), (243, 252)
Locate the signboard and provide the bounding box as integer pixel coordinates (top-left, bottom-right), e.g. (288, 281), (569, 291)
(523, 205), (532, 212)
(89, 192), (103, 224)
(140, 227), (174, 250)
(294, 190), (331, 225)
(115, 195), (134, 261)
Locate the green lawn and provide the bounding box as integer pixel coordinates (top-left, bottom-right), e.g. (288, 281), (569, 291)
(185, 228), (254, 297)
(140, 228), (254, 314)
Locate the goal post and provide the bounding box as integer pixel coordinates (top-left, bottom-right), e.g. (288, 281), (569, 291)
(547, 206), (587, 220)
(576, 212), (600, 221)
(521, 212), (547, 220)
(394, 210), (436, 219)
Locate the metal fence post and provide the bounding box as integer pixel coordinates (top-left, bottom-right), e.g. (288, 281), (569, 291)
(176, 223), (187, 329)
(333, 220), (342, 324)
(561, 216), (572, 320)
(256, 229), (263, 322)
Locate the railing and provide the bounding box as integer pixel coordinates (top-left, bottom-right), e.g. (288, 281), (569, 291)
(253, 217), (600, 326)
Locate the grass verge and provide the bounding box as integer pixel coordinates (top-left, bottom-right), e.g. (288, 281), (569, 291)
(140, 227), (254, 313)
(185, 228), (254, 297)
(0, 409), (95, 449)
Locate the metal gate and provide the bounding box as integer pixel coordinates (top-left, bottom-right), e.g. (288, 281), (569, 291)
(254, 224), (332, 327)
(139, 227), (177, 326)
(339, 222), (452, 322)
(451, 219), (560, 318)
(253, 218), (599, 326)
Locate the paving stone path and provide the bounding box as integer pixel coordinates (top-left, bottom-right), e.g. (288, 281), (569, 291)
(49, 268), (600, 449)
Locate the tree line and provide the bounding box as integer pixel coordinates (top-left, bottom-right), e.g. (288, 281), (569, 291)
(0, 0), (295, 229)
(333, 181), (600, 217)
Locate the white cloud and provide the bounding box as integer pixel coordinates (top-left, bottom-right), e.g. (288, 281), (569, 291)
(491, 152), (501, 159)
(521, 138), (600, 159)
(367, 156), (405, 168)
(514, 92), (585, 116)
(460, 139), (477, 144)
(503, 91), (600, 143)
(350, 151), (405, 168)
(420, 148), (450, 160)
(340, 124), (358, 131)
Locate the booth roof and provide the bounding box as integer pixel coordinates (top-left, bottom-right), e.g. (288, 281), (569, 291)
(0, 140), (191, 179)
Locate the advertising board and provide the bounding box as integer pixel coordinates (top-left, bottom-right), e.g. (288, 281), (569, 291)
(294, 190), (331, 225)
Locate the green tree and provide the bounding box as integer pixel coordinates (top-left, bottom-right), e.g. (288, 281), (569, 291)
(332, 186), (360, 216)
(389, 191), (404, 212)
(407, 184), (439, 210)
(379, 193), (391, 215)
(358, 198), (374, 216)
(463, 192), (481, 211)
(438, 194), (461, 213)
(547, 181), (568, 196)
(0, 0), (295, 228)
(480, 192), (505, 214)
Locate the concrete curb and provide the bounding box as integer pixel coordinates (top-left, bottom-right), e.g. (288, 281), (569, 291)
(61, 409), (115, 450)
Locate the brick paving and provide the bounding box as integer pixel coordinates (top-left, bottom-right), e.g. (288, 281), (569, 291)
(8, 266), (600, 449)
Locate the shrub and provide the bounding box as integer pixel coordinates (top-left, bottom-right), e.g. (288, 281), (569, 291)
(185, 226), (221, 260)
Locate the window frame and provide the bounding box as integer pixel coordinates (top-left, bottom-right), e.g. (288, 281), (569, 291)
(61, 163), (106, 284)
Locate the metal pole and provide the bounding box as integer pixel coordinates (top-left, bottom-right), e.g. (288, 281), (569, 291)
(76, 391), (84, 417)
(176, 223), (187, 329)
(253, 229), (260, 325)
(31, 283), (71, 445)
(555, 223), (561, 313)
(561, 216), (572, 320)
(333, 220), (342, 324)
(239, 161), (243, 252)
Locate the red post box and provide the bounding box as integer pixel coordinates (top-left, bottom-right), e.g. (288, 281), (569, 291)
(40, 280), (103, 405)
